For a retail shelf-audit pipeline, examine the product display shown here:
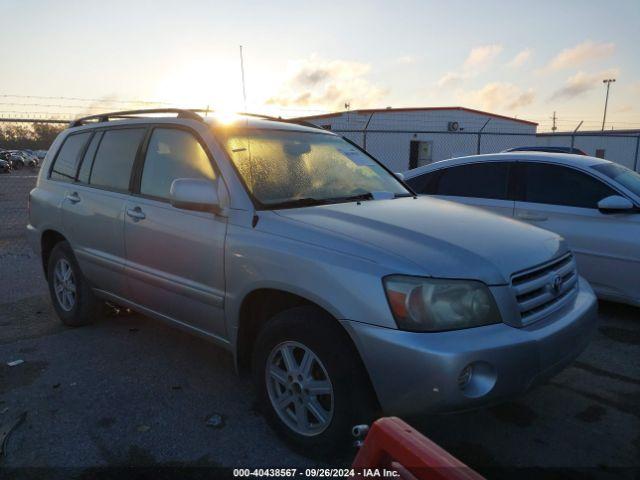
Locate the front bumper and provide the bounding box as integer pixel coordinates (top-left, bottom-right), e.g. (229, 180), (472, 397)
(342, 277), (598, 416)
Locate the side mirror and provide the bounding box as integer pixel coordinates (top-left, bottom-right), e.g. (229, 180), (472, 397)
(597, 195), (635, 213)
(170, 178), (223, 215)
(395, 172), (405, 181)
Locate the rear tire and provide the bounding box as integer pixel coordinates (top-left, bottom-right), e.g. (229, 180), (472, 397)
(47, 241), (102, 326)
(252, 306), (377, 456)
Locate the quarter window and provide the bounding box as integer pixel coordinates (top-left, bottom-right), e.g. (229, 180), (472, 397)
(140, 128), (215, 200)
(435, 163), (510, 200)
(89, 128), (146, 191)
(522, 163), (616, 209)
(77, 131), (103, 184)
(50, 132), (91, 182)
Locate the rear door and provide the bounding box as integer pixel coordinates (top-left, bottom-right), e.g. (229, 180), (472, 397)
(61, 127), (146, 297)
(410, 161), (515, 217)
(513, 161), (640, 302)
(123, 126), (228, 339)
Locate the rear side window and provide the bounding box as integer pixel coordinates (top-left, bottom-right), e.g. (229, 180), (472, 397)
(522, 163), (616, 209)
(405, 171), (439, 194)
(436, 163), (510, 200)
(139, 128), (215, 200)
(89, 128), (146, 191)
(50, 132), (91, 182)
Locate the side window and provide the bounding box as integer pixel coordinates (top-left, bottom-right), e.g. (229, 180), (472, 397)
(89, 128), (146, 191)
(50, 132), (92, 182)
(77, 131), (103, 184)
(436, 163), (510, 200)
(522, 163), (616, 209)
(139, 128), (215, 200)
(405, 172), (439, 194)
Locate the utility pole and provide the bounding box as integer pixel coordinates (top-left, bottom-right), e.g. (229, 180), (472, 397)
(551, 111), (557, 132)
(239, 45), (247, 112)
(601, 78), (616, 131)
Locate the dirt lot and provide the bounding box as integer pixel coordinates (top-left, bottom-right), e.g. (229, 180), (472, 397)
(0, 171), (638, 479)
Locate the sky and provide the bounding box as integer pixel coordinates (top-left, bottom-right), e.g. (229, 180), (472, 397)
(1, 0), (639, 131)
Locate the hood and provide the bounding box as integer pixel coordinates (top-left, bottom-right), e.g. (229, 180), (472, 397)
(274, 196), (566, 285)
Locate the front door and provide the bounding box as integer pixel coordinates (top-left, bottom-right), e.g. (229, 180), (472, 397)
(514, 161), (640, 303)
(123, 127), (228, 339)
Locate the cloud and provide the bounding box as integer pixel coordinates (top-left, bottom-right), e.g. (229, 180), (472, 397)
(266, 56), (387, 110)
(463, 44), (503, 70)
(437, 72), (469, 88)
(437, 45), (502, 89)
(545, 41), (615, 71)
(507, 49), (533, 68)
(459, 82), (535, 111)
(550, 68), (619, 100)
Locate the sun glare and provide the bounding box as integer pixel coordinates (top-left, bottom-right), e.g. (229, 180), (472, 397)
(154, 60), (247, 113)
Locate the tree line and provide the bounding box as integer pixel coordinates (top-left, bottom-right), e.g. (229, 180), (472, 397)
(0, 122), (66, 150)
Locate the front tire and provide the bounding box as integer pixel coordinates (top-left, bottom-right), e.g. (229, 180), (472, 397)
(253, 306), (377, 455)
(47, 241), (101, 326)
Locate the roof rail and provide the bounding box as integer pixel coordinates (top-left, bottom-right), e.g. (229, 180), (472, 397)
(69, 108), (207, 128)
(236, 112), (324, 130)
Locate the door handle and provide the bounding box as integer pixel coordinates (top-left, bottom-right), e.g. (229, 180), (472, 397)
(65, 192), (81, 204)
(126, 207), (146, 221)
(516, 212), (548, 222)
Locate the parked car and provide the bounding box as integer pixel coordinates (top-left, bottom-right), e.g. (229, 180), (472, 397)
(503, 146), (588, 155)
(404, 152), (640, 307)
(0, 159), (10, 173)
(2, 152), (24, 170)
(28, 110), (597, 450)
(16, 150), (39, 167)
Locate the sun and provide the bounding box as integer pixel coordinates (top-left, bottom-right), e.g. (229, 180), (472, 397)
(154, 60), (247, 113)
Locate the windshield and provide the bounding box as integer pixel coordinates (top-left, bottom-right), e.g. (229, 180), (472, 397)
(591, 162), (640, 197)
(218, 128), (410, 208)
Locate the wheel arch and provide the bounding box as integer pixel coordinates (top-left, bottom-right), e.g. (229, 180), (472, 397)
(41, 229), (68, 277)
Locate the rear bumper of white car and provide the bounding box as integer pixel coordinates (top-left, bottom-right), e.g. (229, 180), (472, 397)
(342, 277), (598, 415)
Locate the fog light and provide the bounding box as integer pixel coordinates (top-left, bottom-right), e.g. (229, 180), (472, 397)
(458, 365), (473, 389)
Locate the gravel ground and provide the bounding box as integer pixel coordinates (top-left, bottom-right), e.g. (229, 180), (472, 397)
(0, 172), (638, 479)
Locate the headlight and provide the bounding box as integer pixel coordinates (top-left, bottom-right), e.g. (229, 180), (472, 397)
(383, 275), (501, 332)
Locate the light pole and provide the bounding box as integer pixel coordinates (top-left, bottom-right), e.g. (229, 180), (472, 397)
(601, 78), (616, 131)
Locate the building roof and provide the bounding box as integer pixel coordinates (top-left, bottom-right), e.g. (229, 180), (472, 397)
(293, 106), (538, 126)
(538, 129), (640, 136)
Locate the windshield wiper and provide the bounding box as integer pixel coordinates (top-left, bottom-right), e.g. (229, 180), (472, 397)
(265, 197), (330, 210)
(266, 193), (374, 210)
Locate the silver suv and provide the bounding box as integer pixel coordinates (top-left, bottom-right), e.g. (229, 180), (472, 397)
(28, 109), (597, 450)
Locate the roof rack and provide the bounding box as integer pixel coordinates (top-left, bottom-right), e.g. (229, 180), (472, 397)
(69, 108), (207, 127)
(69, 108), (324, 131)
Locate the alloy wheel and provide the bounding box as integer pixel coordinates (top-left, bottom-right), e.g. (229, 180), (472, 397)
(265, 341), (334, 436)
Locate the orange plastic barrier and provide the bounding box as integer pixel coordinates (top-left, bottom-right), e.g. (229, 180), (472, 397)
(352, 417), (485, 480)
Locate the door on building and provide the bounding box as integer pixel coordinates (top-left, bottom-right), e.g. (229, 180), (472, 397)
(409, 141), (433, 169)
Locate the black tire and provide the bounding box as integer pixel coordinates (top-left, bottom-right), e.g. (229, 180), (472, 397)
(252, 306), (378, 456)
(47, 241), (102, 327)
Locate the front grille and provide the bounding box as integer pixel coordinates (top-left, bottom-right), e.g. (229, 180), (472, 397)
(511, 253), (578, 325)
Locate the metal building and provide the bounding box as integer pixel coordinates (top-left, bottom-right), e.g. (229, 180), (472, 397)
(296, 107), (538, 172)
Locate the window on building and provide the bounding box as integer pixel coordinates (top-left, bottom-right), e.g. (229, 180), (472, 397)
(140, 128), (216, 200)
(50, 132), (92, 182)
(89, 128), (146, 191)
(522, 163), (616, 209)
(435, 162), (510, 200)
